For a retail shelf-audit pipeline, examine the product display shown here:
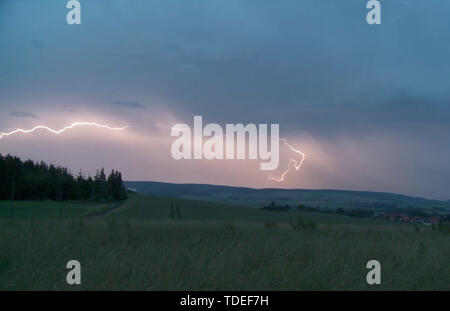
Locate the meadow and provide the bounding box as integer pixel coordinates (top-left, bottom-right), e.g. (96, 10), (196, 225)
(0, 200), (115, 218)
(0, 195), (448, 290)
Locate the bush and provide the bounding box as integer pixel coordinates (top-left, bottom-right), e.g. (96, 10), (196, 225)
(262, 202), (290, 212)
(224, 223), (236, 231)
(264, 220), (277, 229)
(290, 216), (317, 232)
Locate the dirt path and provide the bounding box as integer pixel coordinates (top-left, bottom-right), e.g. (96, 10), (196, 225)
(87, 201), (126, 217)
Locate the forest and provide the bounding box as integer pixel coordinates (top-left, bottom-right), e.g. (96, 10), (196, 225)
(0, 153), (127, 202)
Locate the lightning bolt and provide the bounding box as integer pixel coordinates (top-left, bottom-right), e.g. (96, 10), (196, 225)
(0, 122), (129, 140)
(172, 124), (307, 182)
(269, 138), (306, 182)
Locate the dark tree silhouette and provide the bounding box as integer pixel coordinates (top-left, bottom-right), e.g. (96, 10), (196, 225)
(0, 154), (127, 202)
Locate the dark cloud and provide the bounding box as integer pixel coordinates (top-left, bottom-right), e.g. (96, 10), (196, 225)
(9, 111), (38, 119)
(113, 101), (145, 109)
(1, 0), (450, 199)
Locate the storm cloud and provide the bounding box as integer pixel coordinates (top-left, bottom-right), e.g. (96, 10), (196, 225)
(0, 0), (449, 199)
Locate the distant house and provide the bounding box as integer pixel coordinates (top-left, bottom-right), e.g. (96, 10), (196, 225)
(429, 217), (439, 224)
(398, 214), (410, 222)
(372, 212), (386, 219)
(388, 213), (398, 221)
(411, 217), (424, 224)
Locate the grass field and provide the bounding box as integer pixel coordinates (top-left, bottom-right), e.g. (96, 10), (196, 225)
(0, 200), (116, 218)
(0, 195), (448, 290)
(113, 194), (382, 225)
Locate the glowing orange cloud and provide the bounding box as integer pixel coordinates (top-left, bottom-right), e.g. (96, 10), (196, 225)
(270, 138), (306, 182)
(0, 122), (129, 140)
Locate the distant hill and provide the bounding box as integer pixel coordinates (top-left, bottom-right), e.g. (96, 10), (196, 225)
(124, 181), (450, 211)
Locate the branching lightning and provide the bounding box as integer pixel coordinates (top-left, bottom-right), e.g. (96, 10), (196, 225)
(0, 121), (303, 183)
(0, 122), (129, 140)
(270, 138), (306, 182)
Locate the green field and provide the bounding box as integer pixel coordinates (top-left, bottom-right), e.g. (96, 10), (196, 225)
(0, 200), (117, 218)
(0, 195), (448, 290)
(113, 194), (371, 224)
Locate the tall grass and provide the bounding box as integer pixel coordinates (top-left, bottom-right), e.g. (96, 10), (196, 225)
(0, 218), (448, 290)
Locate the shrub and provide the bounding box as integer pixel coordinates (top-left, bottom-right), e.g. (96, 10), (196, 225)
(264, 220), (277, 229)
(224, 223), (236, 231)
(290, 216), (317, 232)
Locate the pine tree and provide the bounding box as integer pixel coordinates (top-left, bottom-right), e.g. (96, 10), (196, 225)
(0, 153), (127, 202)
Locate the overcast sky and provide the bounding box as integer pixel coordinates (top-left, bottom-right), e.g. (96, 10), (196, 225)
(0, 0), (449, 200)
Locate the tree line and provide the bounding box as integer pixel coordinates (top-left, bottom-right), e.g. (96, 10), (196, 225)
(0, 154), (127, 202)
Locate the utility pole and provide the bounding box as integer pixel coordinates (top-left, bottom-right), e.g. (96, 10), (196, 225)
(176, 205), (182, 219)
(59, 186), (63, 219)
(10, 179), (15, 218)
(170, 204), (174, 219)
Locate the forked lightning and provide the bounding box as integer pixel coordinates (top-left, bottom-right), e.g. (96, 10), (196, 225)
(0, 122), (128, 140)
(270, 138), (306, 182)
